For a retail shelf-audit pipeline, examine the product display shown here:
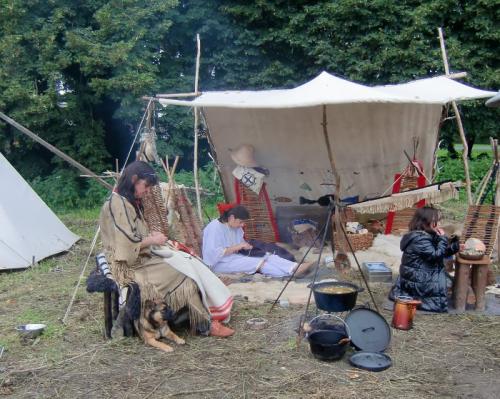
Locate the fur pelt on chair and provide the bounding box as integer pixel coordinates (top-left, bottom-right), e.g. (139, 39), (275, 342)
(86, 270), (142, 322)
(123, 282), (141, 322)
(86, 269), (118, 293)
(86, 269), (188, 336)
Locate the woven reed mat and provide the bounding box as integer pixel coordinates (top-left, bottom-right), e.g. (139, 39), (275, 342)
(235, 180), (278, 243)
(170, 186), (203, 256)
(142, 184), (169, 237)
(461, 205), (500, 257)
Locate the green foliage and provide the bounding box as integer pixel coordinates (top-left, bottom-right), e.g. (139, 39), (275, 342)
(0, 0), (179, 179)
(0, 0), (497, 213)
(30, 170), (109, 211)
(436, 151), (495, 203)
(216, 0), (498, 138)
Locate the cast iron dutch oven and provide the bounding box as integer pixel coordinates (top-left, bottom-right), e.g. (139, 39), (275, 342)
(307, 315), (351, 361)
(312, 281), (364, 312)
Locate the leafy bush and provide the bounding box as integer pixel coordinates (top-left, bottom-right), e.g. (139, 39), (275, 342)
(435, 151), (494, 204)
(30, 169), (109, 212)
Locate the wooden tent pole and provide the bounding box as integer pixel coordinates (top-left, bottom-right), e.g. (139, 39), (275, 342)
(321, 105), (350, 268)
(164, 156), (180, 210)
(491, 138), (500, 262)
(321, 105), (341, 196)
(474, 139), (496, 205)
(155, 92), (201, 98)
(199, 109), (230, 201)
(438, 27), (473, 204)
(0, 111), (113, 190)
(193, 34), (203, 222)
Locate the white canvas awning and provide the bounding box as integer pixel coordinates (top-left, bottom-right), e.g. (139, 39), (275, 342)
(0, 153), (79, 269)
(158, 72), (495, 240)
(160, 72), (494, 108)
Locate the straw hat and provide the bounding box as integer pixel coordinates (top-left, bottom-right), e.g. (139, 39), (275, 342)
(229, 144), (259, 167)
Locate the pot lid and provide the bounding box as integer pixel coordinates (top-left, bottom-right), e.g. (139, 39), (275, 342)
(349, 351), (392, 372)
(345, 307), (391, 352)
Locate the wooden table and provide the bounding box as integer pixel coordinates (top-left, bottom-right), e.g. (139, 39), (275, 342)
(452, 255), (490, 312)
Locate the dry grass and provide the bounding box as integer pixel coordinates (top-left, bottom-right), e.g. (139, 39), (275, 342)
(1, 213), (499, 399)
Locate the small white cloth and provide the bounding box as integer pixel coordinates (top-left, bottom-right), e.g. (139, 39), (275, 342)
(232, 166), (265, 194)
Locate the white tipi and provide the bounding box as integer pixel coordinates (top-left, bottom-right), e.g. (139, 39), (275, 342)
(0, 152), (79, 269)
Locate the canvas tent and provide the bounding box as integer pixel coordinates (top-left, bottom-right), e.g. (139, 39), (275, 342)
(159, 72), (495, 236)
(0, 152), (79, 270)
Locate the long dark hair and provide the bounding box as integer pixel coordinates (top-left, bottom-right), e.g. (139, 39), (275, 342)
(116, 161), (158, 212)
(219, 205), (250, 223)
(408, 206), (441, 233)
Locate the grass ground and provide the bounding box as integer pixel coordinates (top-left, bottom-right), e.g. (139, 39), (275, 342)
(1, 208), (499, 398)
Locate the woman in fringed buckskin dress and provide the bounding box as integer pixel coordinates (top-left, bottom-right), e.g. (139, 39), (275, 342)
(99, 161), (234, 337)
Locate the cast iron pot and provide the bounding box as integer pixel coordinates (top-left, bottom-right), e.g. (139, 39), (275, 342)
(308, 330), (349, 361)
(312, 281), (364, 312)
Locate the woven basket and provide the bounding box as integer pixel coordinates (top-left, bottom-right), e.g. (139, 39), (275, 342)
(334, 232), (374, 252)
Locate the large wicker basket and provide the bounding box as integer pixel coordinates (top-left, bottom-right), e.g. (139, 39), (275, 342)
(334, 232), (374, 252)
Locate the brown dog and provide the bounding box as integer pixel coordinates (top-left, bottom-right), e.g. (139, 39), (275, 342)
(138, 299), (185, 353)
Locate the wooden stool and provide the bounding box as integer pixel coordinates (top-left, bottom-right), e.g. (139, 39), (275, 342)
(452, 255), (490, 312)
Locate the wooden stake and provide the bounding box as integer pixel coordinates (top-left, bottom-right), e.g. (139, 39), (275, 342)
(193, 33), (203, 222)
(164, 156), (180, 207)
(438, 27), (472, 204)
(321, 105), (350, 268)
(0, 111), (113, 190)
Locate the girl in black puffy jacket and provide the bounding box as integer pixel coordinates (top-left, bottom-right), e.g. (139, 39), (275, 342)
(389, 206), (461, 313)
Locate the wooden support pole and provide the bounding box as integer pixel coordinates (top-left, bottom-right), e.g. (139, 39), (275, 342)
(492, 138), (500, 262)
(442, 72), (467, 80)
(321, 105), (350, 268)
(154, 92), (201, 99)
(0, 111), (113, 190)
(164, 156), (180, 209)
(475, 166), (494, 205)
(438, 28), (472, 205)
(200, 109), (230, 202)
(193, 34), (203, 222)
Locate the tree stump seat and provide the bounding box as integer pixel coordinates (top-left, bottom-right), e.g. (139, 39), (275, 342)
(452, 255), (490, 312)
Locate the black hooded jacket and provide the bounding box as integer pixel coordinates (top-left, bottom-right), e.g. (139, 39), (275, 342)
(389, 230), (459, 313)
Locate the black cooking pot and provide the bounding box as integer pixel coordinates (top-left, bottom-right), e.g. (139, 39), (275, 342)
(312, 281), (364, 312)
(308, 330), (349, 361)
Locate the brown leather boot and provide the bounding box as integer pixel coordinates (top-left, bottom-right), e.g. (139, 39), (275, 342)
(209, 320), (235, 338)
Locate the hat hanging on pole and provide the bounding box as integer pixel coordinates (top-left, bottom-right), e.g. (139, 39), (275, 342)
(230, 144), (259, 168)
